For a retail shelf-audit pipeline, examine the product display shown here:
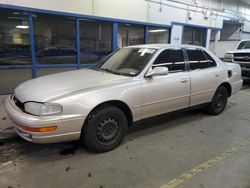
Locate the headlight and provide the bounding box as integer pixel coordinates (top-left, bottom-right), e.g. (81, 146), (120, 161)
(224, 53), (233, 62)
(24, 102), (63, 116)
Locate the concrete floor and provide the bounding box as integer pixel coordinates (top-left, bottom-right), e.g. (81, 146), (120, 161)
(0, 80), (250, 188)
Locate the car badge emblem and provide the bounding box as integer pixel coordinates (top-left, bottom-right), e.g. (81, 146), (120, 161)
(243, 56), (249, 60)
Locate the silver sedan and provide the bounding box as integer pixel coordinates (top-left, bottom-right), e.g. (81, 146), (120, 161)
(5, 44), (243, 152)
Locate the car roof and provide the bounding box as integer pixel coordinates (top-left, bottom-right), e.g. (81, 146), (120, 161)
(124, 44), (206, 50)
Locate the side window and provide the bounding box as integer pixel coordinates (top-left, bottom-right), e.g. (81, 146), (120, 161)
(237, 41), (248, 49)
(153, 49), (185, 73)
(203, 50), (217, 67)
(186, 49), (210, 70)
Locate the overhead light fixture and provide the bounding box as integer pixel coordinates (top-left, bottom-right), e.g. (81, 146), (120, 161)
(16, 25), (29, 29)
(188, 11), (194, 20)
(148, 29), (167, 33)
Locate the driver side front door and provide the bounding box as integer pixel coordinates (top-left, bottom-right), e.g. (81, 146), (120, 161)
(141, 49), (190, 119)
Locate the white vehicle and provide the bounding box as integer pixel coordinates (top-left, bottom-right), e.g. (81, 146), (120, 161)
(5, 44), (243, 152)
(224, 40), (250, 77)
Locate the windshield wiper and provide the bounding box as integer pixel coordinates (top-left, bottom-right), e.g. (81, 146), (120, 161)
(99, 68), (122, 75)
(91, 66), (100, 71)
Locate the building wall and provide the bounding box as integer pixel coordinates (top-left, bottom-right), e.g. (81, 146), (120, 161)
(1, 0), (250, 31)
(1, 0), (250, 93)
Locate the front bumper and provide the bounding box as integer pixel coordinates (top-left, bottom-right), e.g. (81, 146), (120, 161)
(5, 96), (84, 143)
(235, 62), (250, 77)
(241, 67), (250, 77)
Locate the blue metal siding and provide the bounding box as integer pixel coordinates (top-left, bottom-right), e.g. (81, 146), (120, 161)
(112, 23), (118, 51)
(144, 26), (149, 44)
(76, 18), (81, 69)
(28, 13), (37, 77)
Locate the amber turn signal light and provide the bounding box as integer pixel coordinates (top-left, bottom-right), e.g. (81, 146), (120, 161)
(20, 125), (57, 132)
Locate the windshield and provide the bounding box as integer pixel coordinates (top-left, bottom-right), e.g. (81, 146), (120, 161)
(237, 41), (250, 49)
(96, 48), (156, 76)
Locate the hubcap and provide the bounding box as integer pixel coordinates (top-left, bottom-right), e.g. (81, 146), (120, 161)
(96, 117), (120, 145)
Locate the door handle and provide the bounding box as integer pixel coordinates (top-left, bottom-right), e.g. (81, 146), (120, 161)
(215, 73), (220, 77)
(181, 79), (188, 83)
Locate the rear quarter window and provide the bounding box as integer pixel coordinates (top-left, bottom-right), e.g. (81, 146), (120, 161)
(203, 50), (217, 67)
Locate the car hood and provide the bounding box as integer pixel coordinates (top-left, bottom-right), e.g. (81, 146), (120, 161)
(14, 69), (130, 102)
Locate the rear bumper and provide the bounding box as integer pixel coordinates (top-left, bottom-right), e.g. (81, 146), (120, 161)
(5, 96), (84, 143)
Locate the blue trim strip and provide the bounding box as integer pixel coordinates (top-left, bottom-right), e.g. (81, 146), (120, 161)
(29, 13), (37, 78)
(223, 19), (243, 25)
(80, 64), (96, 68)
(172, 21), (222, 30)
(0, 64), (96, 69)
(36, 64), (78, 68)
(0, 4), (171, 28)
(168, 28), (171, 43)
(76, 18), (81, 69)
(0, 92), (13, 95)
(0, 65), (33, 70)
(144, 26), (149, 44)
(181, 25), (183, 45)
(28, 13), (37, 78)
(203, 29), (208, 47)
(112, 22), (118, 51)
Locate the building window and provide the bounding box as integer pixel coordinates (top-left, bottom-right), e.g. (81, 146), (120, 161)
(220, 22), (242, 41)
(33, 14), (76, 64)
(118, 24), (144, 48)
(0, 69), (33, 93)
(80, 20), (112, 64)
(148, 27), (169, 44)
(0, 9), (31, 66)
(182, 27), (206, 47)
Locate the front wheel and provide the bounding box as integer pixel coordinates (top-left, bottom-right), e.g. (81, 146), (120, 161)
(206, 85), (228, 115)
(82, 105), (128, 152)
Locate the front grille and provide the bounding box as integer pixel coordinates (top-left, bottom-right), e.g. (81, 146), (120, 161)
(234, 58), (250, 62)
(239, 63), (250, 68)
(233, 53), (250, 62)
(234, 53), (250, 57)
(13, 95), (24, 111)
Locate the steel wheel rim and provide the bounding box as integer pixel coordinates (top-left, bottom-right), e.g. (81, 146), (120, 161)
(96, 117), (120, 145)
(215, 92), (225, 109)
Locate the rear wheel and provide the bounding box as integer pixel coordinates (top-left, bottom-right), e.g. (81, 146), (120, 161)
(206, 85), (228, 115)
(82, 105), (128, 152)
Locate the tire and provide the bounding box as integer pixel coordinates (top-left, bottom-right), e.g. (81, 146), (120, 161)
(206, 85), (228, 115)
(82, 105), (128, 152)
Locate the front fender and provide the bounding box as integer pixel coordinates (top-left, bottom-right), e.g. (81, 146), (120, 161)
(52, 80), (142, 124)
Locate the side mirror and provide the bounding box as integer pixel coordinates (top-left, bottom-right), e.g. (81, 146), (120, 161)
(145, 66), (169, 77)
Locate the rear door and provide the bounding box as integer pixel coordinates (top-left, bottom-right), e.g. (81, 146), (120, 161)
(186, 48), (222, 106)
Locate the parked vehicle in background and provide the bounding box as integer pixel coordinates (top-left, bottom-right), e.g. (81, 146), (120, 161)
(5, 44), (243, 152)
(224, 40), (250, 77)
